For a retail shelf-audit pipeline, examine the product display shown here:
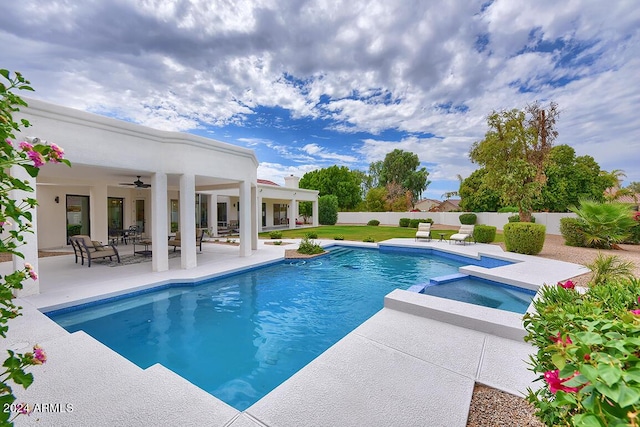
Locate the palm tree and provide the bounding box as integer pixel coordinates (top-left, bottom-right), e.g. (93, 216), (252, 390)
(570, 199), (636, 248)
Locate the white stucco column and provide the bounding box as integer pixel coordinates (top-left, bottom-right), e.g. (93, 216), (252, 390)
(210, 193), (218, 237)
(90, 184), (108, 244)
(151, 172), (169, 272)
(257, 192), (263, 233)
(10, 165), (39, 297)
(251, 185), (258, 250)
(179, 174), (197, 269)
(239, 180), (252, 257)
(312, 200), (319, 227)
(289, 195), (297, 229)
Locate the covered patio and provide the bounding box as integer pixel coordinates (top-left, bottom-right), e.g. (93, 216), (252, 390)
(13, 98), (262, 298)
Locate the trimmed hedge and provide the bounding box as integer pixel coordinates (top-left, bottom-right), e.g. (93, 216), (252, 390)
(459, 213), (477, 225)
(508, 214), (536, 223)
(399, 218), (410, 227)
(305, 231), (318, 239)
(269, 231), (282, 239)
(367, 219), (380, 226)
(408, 218), (434, 228)
(473, 225), (496, 243)
(559, 217), (586, 247)
(503, 222), (546, 255)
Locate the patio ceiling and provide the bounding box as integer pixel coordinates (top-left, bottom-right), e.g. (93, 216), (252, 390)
(36, 163), (241, 191)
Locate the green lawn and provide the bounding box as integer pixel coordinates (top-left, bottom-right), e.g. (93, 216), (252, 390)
(259, 225), (505, 244)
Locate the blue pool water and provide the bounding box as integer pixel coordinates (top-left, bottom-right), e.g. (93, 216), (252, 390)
(47, 246), (530, 410)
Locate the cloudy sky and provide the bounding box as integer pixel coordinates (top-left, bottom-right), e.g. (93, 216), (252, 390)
(1, 1), (639, 199)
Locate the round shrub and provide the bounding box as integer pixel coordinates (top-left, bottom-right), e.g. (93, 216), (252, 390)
(399, 218), (410, 227)
(269, 231), (282, 239)
(459, 213), (477, 225)
(305, 231), (318, 239)
(473, 225), (496, 243)
(334, 235), (344, 240)
(363, 236), (375, 243)
(367, 219), (380, 226)
(559, 217), (586, 247)
(503, 222), (546, 255)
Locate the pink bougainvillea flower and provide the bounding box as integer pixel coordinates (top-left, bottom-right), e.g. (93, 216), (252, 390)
(551, 332), (572, 346)
(5, 139), (13, 146)
(32, 345), (46, 364)
(27, 150), (45, 167)
(631, 309), (640, 316)
(19, 141), (33, 151)
(28, 270), (38, 281)
(544, 370), (580, 394)
(558, 280), (575, 289)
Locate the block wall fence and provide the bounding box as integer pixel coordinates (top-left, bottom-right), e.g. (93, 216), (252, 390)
(337, 212), (577, 235)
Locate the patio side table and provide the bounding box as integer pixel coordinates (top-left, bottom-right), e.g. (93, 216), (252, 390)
(133, 239), (152, 256)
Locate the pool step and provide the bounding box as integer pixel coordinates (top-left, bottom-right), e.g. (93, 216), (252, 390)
(12, 330), (239, 426)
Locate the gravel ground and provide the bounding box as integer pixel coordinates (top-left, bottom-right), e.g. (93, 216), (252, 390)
(466, 234), (640, 426)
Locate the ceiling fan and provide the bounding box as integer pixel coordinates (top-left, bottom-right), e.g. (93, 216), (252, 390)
(119, 176), (151, 188)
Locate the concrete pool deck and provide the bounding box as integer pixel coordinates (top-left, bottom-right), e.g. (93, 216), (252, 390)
(1, 239), (588, 426)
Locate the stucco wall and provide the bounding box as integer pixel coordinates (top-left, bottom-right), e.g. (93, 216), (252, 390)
(337, 211), (577, 235)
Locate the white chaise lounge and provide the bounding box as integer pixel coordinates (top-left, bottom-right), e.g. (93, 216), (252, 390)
(415, 222), (432, 241)
(449, 225), (475, 245)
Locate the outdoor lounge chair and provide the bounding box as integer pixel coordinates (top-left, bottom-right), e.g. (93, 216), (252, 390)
(168, 228), (206, 252)
(70, 235), (121, 267)
(449, 225), (475, 245)
(415, 222), (432, 241)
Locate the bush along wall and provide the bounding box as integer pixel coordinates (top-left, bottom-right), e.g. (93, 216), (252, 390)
(367, 219), (380, 226)
(459, 213), (477, 225)
(559, 217), (586, 247)
(399, 218), (410, 227)
(503, 222), (546, 254)
(408, 218), (434, 228)
(473, 225), (496, 243)
(508, 214), (536, 223)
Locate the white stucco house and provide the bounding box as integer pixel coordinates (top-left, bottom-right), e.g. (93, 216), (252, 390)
(12, 98), (318, 296)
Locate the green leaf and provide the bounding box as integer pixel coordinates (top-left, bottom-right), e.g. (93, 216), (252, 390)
(552, 353), (566, 370)
(572, 413), (605, 427)
(597, 364), (622, 386)
(595, 382), (621, 402)
(623, 367), (640, 382)
(575, 331), (604, 345)
(616, 385), (640, 407)
(22, 164), (39, 177)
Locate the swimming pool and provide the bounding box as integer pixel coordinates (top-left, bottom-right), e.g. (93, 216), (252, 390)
(46, 246), (530, 410)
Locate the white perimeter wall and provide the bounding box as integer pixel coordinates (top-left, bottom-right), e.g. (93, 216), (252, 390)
(337, 211), (577, 235)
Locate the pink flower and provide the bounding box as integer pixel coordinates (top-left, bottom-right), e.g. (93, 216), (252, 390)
(19, 141), (33, 151)
(28, 270), (38, 281)
(544, 369), (580, 394)
(5, 139), (13, 146)
(558, 280), (575, 289)
(32, 345), (46, 364)
(24, 262), (32, 271)
(0, 220), (11, 227)
(17, 403), (31, 415)
(551, 332), (572, 346)
(27, 150), (45, 167)
(631, 309), (640, 316)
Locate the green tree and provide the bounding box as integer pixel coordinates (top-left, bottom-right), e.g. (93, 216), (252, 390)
(298, 201), (312, 223)
(364, 187), (388, 212)
(299, 166), (362, 210)
(318, 194), (339, 225)
(469, 102), (559, 221)
(537, 145), (612, 211)
(364, 160), (383, 193)
(570, 200), (636, 248)
(458, 168), (502, 212)
(379, 149), (430, 206)
(627, 181), (640, 193)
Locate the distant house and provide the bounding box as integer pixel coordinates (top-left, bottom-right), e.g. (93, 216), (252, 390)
(604, 187), (639, 210)
(413, 198), (441, 212)
(438, 199), (461, 212)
